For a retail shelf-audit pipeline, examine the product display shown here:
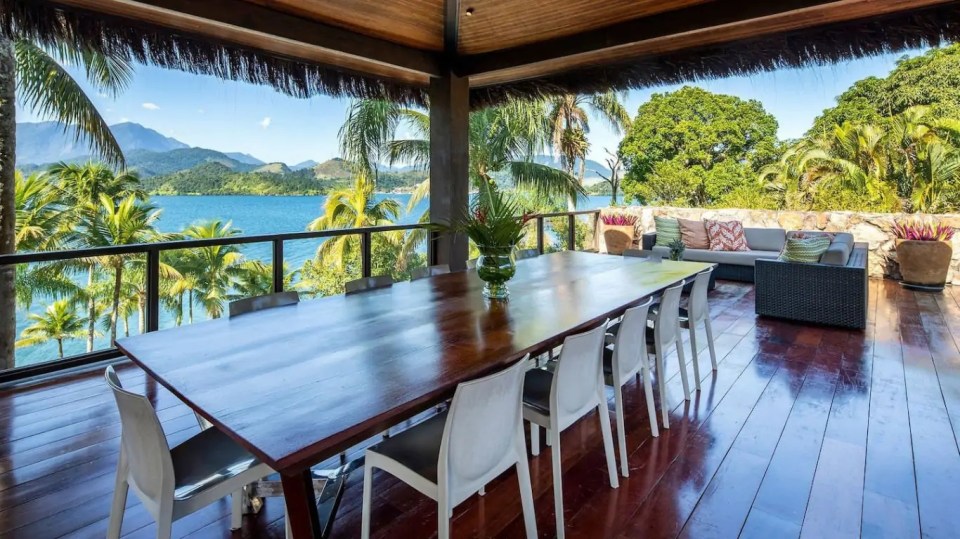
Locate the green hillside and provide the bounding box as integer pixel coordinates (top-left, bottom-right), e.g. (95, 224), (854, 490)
(127, 147), (256, 177)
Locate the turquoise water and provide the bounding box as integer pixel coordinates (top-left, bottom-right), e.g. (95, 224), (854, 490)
(14, 194), (613, 367)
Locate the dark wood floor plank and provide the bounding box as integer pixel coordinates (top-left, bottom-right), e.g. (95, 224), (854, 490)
(4, 279), (960, 539)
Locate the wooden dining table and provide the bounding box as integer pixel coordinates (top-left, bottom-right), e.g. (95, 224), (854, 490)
(116, 251), (713, 538)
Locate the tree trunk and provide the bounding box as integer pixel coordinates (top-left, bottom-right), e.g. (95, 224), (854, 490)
(110, 265), (122, 344)
(176, 291), (183, 326)
(86, 265), (96, 351)
(57, 338), (63, 359)
(137, 292), (145, 334)
(188, 290), (194, 323)
(0, 39), (17, 371)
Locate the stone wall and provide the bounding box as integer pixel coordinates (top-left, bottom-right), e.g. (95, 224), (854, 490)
(596, 206), (960, 285)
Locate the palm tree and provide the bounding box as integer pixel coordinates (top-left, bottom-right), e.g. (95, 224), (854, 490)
(0, 37), (132, 369)
(179, 221), (245, 320)
(76, 194), (161, 343)
(15, 300), (88, 359)
(546, 92), (631, 208)
(308, 176), (401, 267)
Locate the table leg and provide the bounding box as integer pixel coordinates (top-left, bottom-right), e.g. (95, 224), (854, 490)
(281, 471), (322, 538)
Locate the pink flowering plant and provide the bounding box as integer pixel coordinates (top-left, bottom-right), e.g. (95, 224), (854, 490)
(600, 213), (637, 226)
(893, 219), (955, 241)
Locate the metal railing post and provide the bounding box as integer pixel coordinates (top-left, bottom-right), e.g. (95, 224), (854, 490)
(146, 248), (160, 333)
(272, 239), (284, 293)
(536, 217), (545, 254)
(361, 231), (372, 278)
(567, 214), (576, 251)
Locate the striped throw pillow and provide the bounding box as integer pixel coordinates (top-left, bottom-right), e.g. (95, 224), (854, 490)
(779, 237), (831, 263)
(654, 216), (681, 247)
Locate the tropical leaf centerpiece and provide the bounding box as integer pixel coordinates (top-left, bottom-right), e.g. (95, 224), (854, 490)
(436, 183), (531, 299)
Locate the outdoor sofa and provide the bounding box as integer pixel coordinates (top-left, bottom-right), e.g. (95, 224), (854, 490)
(638, 228), (869, 329)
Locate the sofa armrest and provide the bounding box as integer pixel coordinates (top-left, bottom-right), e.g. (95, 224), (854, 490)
(642, 232), (657, 251)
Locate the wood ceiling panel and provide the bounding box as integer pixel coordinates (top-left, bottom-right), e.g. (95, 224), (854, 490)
(458, 0), (712, 54)
(470, 0), (951, 87)
(243, 0), (445, 50)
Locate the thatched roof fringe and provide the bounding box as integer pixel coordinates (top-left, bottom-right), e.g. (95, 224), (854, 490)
(4, 1), (960, 109)
(471, 3), (960, 107)
(0, 0), (429, 106)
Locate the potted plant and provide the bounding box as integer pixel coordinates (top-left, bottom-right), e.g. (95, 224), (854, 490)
(893, 218), (955, 291)
(601, 212), (638, 255)
(435, 184), (530, 299)
(668, 238), (685, 261)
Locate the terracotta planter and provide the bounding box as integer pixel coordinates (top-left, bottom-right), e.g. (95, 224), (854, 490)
(603, 224), (635, 255)
(896, 239), (953, 290)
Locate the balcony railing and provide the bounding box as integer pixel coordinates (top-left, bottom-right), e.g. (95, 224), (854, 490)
(0, 210), (600, 383)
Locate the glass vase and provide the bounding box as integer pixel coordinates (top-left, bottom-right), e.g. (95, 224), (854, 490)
(476, 245), (516, 299)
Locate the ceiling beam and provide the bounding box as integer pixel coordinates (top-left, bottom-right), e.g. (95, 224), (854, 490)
(458, 0), (845, 76)
(51, 0), (442, 77)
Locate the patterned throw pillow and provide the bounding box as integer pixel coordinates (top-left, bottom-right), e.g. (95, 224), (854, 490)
(654, 216), (681, 247)
(779, 237), (832, 263)
(705, 220), (749, 251)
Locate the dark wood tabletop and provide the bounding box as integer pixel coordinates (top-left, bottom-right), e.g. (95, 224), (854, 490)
(117, 251), (711, 473)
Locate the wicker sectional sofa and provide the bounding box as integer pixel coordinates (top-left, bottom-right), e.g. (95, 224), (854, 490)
(639, 228), (869, 329)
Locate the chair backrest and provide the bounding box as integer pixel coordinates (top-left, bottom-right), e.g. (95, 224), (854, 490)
(345, 275), (394, 295)
(440, 356), (528, 504)
(410, 264), (451, 281)
(552, 322), (608, 422)
(515, 248), (540, 260)
(653, 281), (685, 345)
(623, 249), (661, 261)
(466, 258), (477, 269)
(687, 267), (713, 323)
(228, 291), (300, 318)
(104, 366), (174, 507)
(612, 298), (654, 381)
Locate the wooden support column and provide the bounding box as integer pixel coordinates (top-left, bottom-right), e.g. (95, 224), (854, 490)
(429, 72), (470, 270)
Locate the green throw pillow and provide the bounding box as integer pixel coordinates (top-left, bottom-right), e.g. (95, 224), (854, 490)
(779, 237), (831, 263)
(654, 216), (681, 248)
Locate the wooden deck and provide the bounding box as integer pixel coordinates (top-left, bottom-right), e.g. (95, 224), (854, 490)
(2, 279), (960, 538)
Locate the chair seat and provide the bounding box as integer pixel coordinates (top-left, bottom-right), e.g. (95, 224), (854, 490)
(606, 322), (656, 344)
(522, 368), (555, 416)
(171, 426), (264, 500)
(649, 303), (692, 328)
(366, 412), (448, 484)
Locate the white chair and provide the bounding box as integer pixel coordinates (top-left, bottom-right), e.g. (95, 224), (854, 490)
(602, 298), (657, 478)
(523, 324), (619, 539)
(105, 366), (275, 539)
(229, 290), (299, 317)
(345, 275), (394, 294)
(410, 264), (451, 281)
(361, 356), (537, 539)
(647, 281), (691, 429)
(650, 268), (717, 391)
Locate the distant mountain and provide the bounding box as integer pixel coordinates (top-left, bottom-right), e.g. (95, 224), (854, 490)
(224, 152), (265, 166)
(16, 121), (190, 165)
(532, 155), (610, 181)
(139, 162), (338, 196)
(253, 162), (292, 174)
(311, 158), (353, 178)
(291, 160), (319, 171)
(126, 148), (256, 177)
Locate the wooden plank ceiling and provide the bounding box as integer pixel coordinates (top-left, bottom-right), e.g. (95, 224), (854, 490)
(45, 0), (957, 89)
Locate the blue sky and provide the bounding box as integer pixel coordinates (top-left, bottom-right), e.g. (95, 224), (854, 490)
(18, 48), (925, 165)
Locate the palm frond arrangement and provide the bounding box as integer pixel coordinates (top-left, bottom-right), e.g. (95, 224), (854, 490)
(893, 219), (956, 241)
(439, 183), (532, 249)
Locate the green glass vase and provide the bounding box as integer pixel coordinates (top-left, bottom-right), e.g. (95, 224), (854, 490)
(476, 245), (517, 299)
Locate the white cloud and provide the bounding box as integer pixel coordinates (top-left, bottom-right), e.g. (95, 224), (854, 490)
(119, 117), (130, 122)
(259, 116), (272, 129)
(141, 102), (160, 110)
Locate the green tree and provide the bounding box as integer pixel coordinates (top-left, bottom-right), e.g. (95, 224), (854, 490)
(178, 220), (245, 320)
(619, 86), (779, 205)
(546, 92), (630, 208)
(16, 299), (87, 359)
(76, 194), (161, 343)
(1, 38), (132, 369)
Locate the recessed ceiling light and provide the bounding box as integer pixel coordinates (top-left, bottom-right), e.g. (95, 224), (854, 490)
(465, 7), (475, 16)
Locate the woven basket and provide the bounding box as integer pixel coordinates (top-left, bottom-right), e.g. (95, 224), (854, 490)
(603, 224), (635, 255)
